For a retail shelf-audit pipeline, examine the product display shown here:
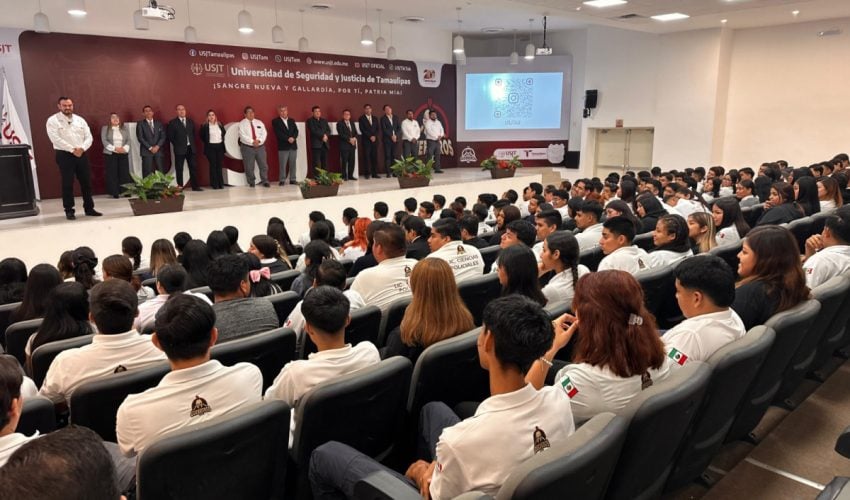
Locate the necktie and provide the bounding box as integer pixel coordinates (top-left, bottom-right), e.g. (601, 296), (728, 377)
(367, 115), (372, 125)
(181, 118), (186, 127)
(148, 120), (154, 132)
(251, 121), (257, 142)
(282, 119), (287, 129)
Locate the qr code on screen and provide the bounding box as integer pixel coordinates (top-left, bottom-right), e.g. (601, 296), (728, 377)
(493, 77), (534, 120)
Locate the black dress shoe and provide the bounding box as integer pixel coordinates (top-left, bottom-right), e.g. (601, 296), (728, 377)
(66, 213), (76, 220)
(289, 180), (297, 185)
(435, 170), (445, 174)
(112, 195), (119, 199)
(248, 184), (255, 188)
(192, 187), (204, 191)
(85, 210), (103, 217)
(263, 182), (271, 187)
(279, 181), (286, 186)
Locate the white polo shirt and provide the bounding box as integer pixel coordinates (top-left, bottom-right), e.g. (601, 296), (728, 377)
(541, 266), (590, 307)
(556, 360), (671, 424)
(648, 249), (692, 269)
(284, 289), (365, 338)
(477, 222), (491, 236)
(803, 245), (850, 289)
(575, 223), (603, 252)
(295, 247), (342, 273)
(350, 256), (418, 312)
(116, 360), (262, 457)
(429, 384), (575, 499)
(597, 246), (650, 274)
(428, 242), (484, 284)
(531, 242), (544, 262)
(662, 309), (746, 368)
(264, 342), (380, 447)
(134, 291), (213, 333)
(715, 225), (741, 247)
(39, 330), (167, 404)
(0, 432), (39, 467)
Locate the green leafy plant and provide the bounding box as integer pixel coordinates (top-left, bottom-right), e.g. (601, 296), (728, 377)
(390, 156), (434, 179)
(121, 171), (183, 201)
(480, 155), (523, 171)
(299, 168), (344, 191)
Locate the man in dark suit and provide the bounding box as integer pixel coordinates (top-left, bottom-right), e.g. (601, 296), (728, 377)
(136, 105), (166, 177)
(306, 105), (331, 170)
(380, 104), (401, 178)
(271, 105), (299, 185)
(166, 104), (201, 190)
(337, 109), (357, 180)
(358, 104), (379, 179)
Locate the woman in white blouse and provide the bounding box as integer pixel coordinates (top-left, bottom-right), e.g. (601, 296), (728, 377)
(711, 197), (750, 247)
(200, 109), (226, 189)
(649, 214), (693, 268)
(818, 176), (843, 213)
(539, 231), (589, 307)
(101, 113), (131, 198)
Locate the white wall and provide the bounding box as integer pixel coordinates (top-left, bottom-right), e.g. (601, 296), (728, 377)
(0, 1), (452, 63)
(722, 18), (850, 167)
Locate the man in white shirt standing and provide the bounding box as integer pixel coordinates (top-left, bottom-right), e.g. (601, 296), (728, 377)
(597, 216), (650, 274)
(423, 109), (445, 173)
(266, 286), (380, 447)
(45, 96), (101, 220)
(400, 109), (421, 159)
(238, 105), (270, 187)
(116, 294), (262, 457)
(309, 295), (575, 499)
(39, 280), (166, 406)
(662, 255), (745, 366)
(350, 224), (419, 312)
(427, 218), (485, 283)
(803, 205), (850, 288)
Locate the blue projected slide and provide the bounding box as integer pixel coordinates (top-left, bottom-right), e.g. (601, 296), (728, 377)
(465, 72), (563, 130)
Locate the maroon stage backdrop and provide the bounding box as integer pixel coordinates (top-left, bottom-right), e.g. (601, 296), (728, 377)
(19, 31), (460, 199)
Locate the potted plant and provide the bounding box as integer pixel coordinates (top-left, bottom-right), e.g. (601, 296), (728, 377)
(391, 156), (434, 189)
(121, 171), (185, 216)
(299, 168), (343, 199)
(481, 155), (522, 179)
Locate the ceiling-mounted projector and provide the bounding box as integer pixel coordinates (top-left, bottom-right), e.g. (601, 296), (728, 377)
(142, 0), (176, 20)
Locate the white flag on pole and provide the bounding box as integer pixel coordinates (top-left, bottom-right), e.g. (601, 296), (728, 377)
(1, 72), (40, 199)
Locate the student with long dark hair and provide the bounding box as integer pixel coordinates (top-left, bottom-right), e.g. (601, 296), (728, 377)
(0, 258), (27, 305)
(181, 240), (211, 288)
(756, 182), (804, 226)
(223, 225), (243, 253)
(121, 236), (145, 271)
(149, 238), (178, 277)
(292, 240), (334, 297)
(818, 176), (843, 212)
(539, 231), (588, 307)
(25, 282), (92, 361)
(10, 264), (62, 324)
(635, 194), (667, 234)
(649, 214), (693, 268)
(732, 226), (810, 329)
(267, 220), (298, 256)
(70, 247), (99, 290)
(206, 230), (231, 260)
(240, 253), (283, 298)
(794, 176), (821, 216)
(712, 197), (750, 247)
(497, 245), (547, 306)
(102, 255), (155, 301)
(248, 235), (291, 273)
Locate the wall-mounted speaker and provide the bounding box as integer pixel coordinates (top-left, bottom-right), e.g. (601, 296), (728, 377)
(585, 89), (598, 109)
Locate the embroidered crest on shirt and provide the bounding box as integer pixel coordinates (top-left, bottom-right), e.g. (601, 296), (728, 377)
(113, 365), (127, 374)
(637, 258), (647, 270)
(190, 395), (211, 417)
(404, 266), (412, 278)
(456, 245), (466, 255)
(560, 377), (578, 398)
(641, 371), (654, 390)
(667, 348), (688, 366)
(533, 426), (551, 454)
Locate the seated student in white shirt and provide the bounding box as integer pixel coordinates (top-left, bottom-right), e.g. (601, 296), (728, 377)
(418, 201), (436, 227)
(737, 179), (760, 208)
(661, 255), (746, 367)
(490, 220), (537, 274)
(532, 209), (562, 262)
(39, 279), (166, 406)
(310, 295), (575, 499)
(295, 221), (342, 272)
(574, 200), (605, 252)
(299, 211), (327, 249)
(526, 270), (671, 424)
(0, 356), (39, 467)
(539, 231), (589, 307)
(350, 224), (419, 312)
(712, 197), (750, 247)
(597, 216), (650, 274)
(266, 286), (380, 447)
(427, 218), (485, 283)
(285, 259), (364, 349)
(648, 214), (693, 269)
(803, 205), (850, 288)
(134, 264), (212, 334)
(117, 294), (262, 457)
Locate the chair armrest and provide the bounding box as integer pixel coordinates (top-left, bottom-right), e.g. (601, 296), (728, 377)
(353, 471), (421, 500)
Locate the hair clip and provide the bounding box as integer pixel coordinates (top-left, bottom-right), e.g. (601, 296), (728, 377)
(628, 314), (644, 326)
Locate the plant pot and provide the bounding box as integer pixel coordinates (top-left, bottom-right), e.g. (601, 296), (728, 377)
(397, 176), (431, 189)
(300, 183), (340, 199)
(128, 196), (185, 216)
(489, 168), (517, 179)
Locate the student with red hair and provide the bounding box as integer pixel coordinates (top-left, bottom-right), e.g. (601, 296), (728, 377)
(341, 217), (370, 261)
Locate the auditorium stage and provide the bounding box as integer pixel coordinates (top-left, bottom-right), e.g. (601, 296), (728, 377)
(0, 168), (553, 269)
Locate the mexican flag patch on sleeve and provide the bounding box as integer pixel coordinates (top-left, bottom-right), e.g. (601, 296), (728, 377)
(668, 348), (688, 365)
(560, 377), (578, 398)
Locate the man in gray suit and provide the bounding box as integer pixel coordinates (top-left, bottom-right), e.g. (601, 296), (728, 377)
(136, 105), (166, 177)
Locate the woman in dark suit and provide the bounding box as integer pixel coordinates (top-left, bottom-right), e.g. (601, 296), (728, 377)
(101, 113), (132, 198)
(199, 109), (226, 189)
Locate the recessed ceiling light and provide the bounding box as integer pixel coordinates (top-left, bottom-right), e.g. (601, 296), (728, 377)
(310, 3), (332, 10)
(402, 16), (425, 23)
(583, 0), (627, 7)
(721, 19), (728, 24)
(481, 27), (504, 33)
(791, 10), (800, 16)
(651, 12), (690, 21)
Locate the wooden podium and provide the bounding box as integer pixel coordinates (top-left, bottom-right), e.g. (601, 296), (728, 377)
(0, 144), (39, 219)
